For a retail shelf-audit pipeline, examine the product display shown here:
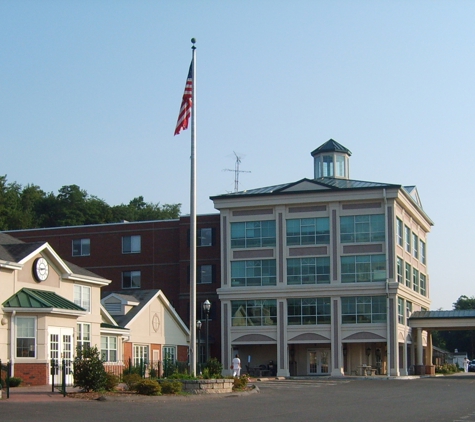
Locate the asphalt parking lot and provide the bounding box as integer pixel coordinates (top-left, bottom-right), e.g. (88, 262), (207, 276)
(4, 374), (475, 422)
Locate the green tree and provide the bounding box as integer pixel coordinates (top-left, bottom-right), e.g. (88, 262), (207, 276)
(73, 346), (108, 392)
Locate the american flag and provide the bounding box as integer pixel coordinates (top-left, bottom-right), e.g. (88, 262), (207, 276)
(174, 62), (193, 135)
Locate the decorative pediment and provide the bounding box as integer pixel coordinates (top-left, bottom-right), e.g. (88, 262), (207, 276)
(343, 331), (385, 341)
(282, 180), (330, 192)
(289, 333), (329, 342)
(234, 334), (275, 342)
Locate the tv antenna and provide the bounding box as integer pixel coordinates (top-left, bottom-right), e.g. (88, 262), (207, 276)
(223, 152), (251, 192)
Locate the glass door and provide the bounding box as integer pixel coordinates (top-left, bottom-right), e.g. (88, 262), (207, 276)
(48, 327), (74, 385)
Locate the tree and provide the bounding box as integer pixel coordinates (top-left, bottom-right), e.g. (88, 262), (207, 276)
(73, 346), (108, 392)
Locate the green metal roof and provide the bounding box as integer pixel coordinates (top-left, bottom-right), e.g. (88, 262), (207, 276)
(410, 310), (475, 319)
(2, 288), (86, 311)
(310, 139), (352, 157)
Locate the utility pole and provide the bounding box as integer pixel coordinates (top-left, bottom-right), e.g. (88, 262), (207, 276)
(223, 152), (251, 192)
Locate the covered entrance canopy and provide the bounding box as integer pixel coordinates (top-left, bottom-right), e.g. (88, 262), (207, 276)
(408, 310), (475, 374)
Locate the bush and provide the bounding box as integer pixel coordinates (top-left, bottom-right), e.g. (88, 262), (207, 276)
(168, 372), (194, 380)
(122, 373), (142, 391)
(135, 379), (161, 396)
(73, 346), (108, 392)
(7, 377), (22, 387)
(435, 363), (458, 374)
(104, 372), (120, 391)
(233, 375), (248, 391)
(203, 358), (223, 379)
(160, 380), (182, 394)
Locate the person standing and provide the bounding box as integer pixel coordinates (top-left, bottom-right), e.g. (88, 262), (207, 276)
(464, 357), (470, 373)
(232, 354), (241, 377)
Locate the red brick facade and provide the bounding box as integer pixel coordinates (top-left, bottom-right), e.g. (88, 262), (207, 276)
(14, 363), (49, 386)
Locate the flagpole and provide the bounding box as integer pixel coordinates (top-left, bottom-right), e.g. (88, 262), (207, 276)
(189, 38), (197, 376)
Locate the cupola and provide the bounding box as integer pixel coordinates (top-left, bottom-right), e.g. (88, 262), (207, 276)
(311, 139), (352, 179)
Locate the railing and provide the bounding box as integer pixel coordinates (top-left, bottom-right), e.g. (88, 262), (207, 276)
(0, 359), (12, 399)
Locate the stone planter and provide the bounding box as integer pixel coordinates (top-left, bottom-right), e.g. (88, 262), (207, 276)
(179, 379), (234, 394)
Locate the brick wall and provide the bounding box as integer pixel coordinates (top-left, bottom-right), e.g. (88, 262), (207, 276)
(14, 363), (49, 386)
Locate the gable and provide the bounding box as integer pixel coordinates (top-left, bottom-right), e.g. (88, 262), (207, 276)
(281, 180), (331, 192)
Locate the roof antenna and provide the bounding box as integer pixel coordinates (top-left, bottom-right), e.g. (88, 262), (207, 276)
(223, 152), (251, 192)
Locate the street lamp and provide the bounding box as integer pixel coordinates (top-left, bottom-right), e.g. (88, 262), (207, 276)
(203, 300), (211, 363)
(196, 320), (202, 374)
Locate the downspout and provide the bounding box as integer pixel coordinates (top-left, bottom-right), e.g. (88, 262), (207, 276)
(10, 310), (16, 376)
(384, 189), (391, 377)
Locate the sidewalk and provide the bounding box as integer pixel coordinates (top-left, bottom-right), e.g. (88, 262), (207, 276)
(1, 385), (78, 402)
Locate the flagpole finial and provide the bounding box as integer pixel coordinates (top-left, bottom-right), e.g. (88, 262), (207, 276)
(191, 38), (196, 45)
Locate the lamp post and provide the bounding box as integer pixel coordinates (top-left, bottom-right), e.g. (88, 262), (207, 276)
(203, 300), (211, 363)
(196, 320), (202, 374)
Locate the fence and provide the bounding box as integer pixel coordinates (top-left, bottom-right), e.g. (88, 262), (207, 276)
(104, 358), (189, 380)
(0, 359), (12, 399)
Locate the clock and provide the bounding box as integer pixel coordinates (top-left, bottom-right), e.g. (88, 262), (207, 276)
(33, 257), (49, 282)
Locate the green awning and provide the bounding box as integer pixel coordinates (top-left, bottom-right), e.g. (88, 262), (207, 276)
(2, 288), (86, 311)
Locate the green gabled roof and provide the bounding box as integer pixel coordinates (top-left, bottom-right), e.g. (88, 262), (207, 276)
(311, 139), (352, 157)
(2, 288), (86, 311)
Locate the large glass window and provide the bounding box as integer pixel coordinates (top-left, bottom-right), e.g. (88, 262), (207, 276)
(74, 284), (91, 312)
(287, 298), (331, 325)
(341, 255), (386, 283)
(340, 214), (385, 243)
(231, 221), (276, 248)
(420, 273), (427, 296)
(133, 344), (149, 366)
(198, 265), (213, 284)
(413, 268), (419, 293)
(420, 240), (426, 264)
(198, 228), (213, 246)
(122, 235), (141, 254)
(163, 346), (176, 364)
(398, 297), (404, 324)
(122, 270), (141, 289)
(101, 336), (118, 362)
(405, 226), (411, 253)
(412, 233), (419, 259)
(406, 301), (413, 319)
(287, 257), (330, 285)
(231, 260), (276, 287)
(286, 218), (330, 245)
(396, 218), (403, 247)
(77, 323), (91, 351)
(16, 317), (36, 358)
(405, 263), (411, 288)
(397, 257), (403, 284)
(341, 296), (387, 324)
(231, 300), (277, 326)
(72, 239), (90, 256)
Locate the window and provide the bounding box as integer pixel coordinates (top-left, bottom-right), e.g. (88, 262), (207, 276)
(405, 263), (411, 288)
(286, 218), (330, 245)
(287, 298), (331, 325)
(231, 300), (277, 326)
(341, 296), (386, 324)
(420, 273), (427, 296)
(413, 268), (419, 293)
(163, 346), (176, 364)
(122, 235), (141, 254)
(397, 257), (403, 284)
(122, 270), (141, 289)
(231, 260), (276, 287)
(77, 323), (91, 350)
(74, 285), (91, 312)
(412, 233), (419, 259)
(198, 228), (213, 246)
(405, 226), (411, 253)
(340, 214), (385, 243)
(16, 317), (36, 358)
(101, 336), (117, 362)
(406, 301), (413, 319)
(398, 298), (404, 324)
(198, 265), (213, 284)
(287, 257), (330, 285)
(341, 254), (386, 283)
(72, 239), (90, 256)
(133, 344), (149, 366)
(420, 240), (426, 264)
(396, 218), (403, 247)
(231, 221), (276, 248)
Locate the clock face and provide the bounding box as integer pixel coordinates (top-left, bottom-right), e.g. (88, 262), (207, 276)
(33, 257), (49, 282)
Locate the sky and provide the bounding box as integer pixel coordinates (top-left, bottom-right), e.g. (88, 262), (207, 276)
(1, 0), (474, 311)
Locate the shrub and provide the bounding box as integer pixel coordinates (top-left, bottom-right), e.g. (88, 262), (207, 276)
(203, 358), (223, 379)
(122, 373), (142, 391)
(135, 379), (161, 396)
(73, 346), (107, 392)
(435, 363), (458, 374)
(7, 377), (22, 387)
(160, 380), (182, 394)
(233, 375), (248, 391)
(104, 372), (120, 392)
(168, 372), (194, 380)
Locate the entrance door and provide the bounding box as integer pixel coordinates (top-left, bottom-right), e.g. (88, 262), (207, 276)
(307, 348), (331, 375)
(48, 327), (74, 385)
